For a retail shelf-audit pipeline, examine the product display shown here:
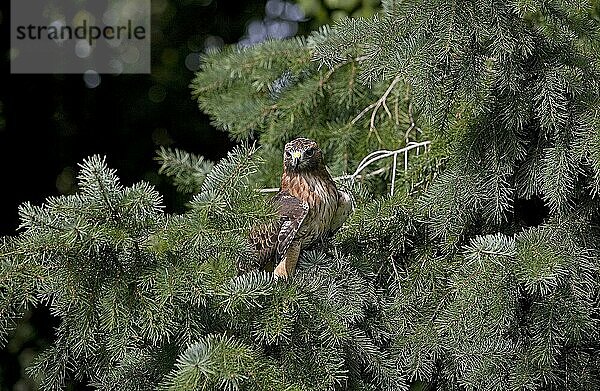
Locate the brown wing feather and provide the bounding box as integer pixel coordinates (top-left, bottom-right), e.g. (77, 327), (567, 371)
(249, 219), (280, 265)
(274, 192), (309, 263)
(248, 190), (308, 269)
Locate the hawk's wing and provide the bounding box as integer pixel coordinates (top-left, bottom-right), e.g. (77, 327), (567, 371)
(273, 191), (309, 264)
(249, 190), (309, 269)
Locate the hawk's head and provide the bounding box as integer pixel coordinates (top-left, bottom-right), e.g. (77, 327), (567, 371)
(283, 138), (323, 173)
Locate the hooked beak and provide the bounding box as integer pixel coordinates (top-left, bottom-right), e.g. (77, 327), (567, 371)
(291, 151), (302, 168)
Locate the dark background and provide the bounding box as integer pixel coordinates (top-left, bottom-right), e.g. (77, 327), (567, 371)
(1, 1), (379, 388)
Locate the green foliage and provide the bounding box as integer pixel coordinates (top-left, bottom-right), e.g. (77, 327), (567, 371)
(2, 0), (600, 390)
(156, 147), (214, 194)
(1, 150), (273, 389)
(160, 334), (282, 391)
(298, 0), (381, 25)
(1, 149), (413, 390)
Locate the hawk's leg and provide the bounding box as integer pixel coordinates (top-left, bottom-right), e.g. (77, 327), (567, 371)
(274, 241), (301, 278)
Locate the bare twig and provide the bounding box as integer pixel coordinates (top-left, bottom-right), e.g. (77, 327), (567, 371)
(349, 74), (403, 145)
(391, 152), (398, 196)
(258, 187), (280, 193)
(368, 75), (402, 144)
(319, 61), (348, 87)
(346, 141), (431, 183)
(350, 102), (378, 125)
(334, 166), (389, 182)
(404, 101), (415, 142)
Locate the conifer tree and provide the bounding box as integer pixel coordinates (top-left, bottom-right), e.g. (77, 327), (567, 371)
(2, 0), (600, 390)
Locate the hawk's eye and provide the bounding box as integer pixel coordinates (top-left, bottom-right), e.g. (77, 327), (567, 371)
(304, 148), (315, 158)
(285, 150), (292, 158)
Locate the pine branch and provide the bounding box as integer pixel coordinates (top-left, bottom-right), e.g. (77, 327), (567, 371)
(156, 147), (214, 194)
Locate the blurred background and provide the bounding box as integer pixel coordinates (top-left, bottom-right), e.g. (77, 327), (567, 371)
(0, 0), (379, 389)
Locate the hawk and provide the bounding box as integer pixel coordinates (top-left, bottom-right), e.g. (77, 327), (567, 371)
(250, 138), (352, 277)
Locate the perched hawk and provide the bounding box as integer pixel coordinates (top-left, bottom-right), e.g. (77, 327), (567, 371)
(250, 138), (353, 277)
